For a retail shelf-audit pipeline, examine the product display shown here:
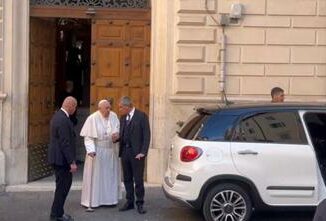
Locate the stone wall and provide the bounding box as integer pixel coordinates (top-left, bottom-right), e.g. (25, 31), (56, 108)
(0, 0), (4, 191)
(0, 0), (3, 90)
(172, 0), (326, 102)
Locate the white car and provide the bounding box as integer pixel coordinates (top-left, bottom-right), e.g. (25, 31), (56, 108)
(163, 103), (326, 221)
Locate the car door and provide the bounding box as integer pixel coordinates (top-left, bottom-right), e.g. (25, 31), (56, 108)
(231, 110), (318, 206)
(302, 111), (326, 201)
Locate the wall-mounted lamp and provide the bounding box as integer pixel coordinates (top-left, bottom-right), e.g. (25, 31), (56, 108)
(86, 7), (96, 16)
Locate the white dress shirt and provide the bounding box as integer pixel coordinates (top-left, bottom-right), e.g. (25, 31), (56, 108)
(127, 107), (135, 121)
(61, 107), (69, 117)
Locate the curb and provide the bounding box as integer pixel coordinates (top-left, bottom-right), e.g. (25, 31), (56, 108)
(5, 182), (161, 192)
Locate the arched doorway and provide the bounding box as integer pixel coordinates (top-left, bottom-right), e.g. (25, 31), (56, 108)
(28, 0), (151, 181)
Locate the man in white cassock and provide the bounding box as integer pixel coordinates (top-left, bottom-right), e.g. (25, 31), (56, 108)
(80, 99), (121, 208)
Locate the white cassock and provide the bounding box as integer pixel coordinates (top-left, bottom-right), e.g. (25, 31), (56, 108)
(80, 111), (121, 207)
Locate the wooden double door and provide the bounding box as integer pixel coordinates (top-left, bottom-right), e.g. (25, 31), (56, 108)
(28, 14), (151, 181)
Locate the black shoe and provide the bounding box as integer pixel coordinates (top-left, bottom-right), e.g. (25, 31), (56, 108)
(137, 205), (147, 214)
(119, 202), (134, 211)
(50, 214), (74, 221)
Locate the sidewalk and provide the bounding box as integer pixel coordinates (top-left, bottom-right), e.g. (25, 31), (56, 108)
(5, 176), (160, 192)
(5, 165), (159, 192)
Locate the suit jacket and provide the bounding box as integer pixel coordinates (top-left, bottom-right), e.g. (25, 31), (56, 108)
(48, 109), (76, 166)
(119, 109), (151, 157)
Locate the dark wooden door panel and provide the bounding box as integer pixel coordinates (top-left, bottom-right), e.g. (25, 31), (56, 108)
(91, 18), (150, 115)
(28, 18), (56, 181)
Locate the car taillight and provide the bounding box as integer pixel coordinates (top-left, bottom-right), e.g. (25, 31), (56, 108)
(180, 146), (202, 162)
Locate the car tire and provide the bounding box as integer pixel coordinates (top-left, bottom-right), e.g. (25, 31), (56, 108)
(202, 183), (252, 221)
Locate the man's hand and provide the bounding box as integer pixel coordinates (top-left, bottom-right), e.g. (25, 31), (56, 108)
(112, 132), (119, 143)
(88, 152), (96, 158)
(135, 153), (145, 160)
(70, 162), (78, 173)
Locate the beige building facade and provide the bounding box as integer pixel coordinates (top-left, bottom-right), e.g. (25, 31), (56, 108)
(0, 0), (325, 188)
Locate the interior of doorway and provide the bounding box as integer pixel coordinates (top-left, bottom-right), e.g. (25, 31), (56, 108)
(54, 18), (91, 165)
(55, 18), (91, 109)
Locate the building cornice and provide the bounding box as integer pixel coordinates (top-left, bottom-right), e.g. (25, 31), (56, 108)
(169, 95), (326, 104)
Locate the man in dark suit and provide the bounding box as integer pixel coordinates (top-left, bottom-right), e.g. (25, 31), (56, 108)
(117, 96), (150, 214)
(48, 96), (78, 221)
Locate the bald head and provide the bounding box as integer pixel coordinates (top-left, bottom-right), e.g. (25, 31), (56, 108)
(98, 99), (111, 117)
(62, 96), (77, 115)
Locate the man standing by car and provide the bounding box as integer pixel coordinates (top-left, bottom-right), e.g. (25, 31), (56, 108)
(118, 96), (150, 214)
(48, 96), (78, 221)
(271, 87), (285, 103)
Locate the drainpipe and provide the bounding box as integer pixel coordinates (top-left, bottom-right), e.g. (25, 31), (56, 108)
(0, 92), (7, 191)
(215, 3), (243, 104)
(219, 28), (226, 102)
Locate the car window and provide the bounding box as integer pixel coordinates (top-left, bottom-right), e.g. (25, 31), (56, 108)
(234, 112), (307, 144)
(178, 113), (210, 140)
(195, 114), (237, 141)
(304, 112), (326, 181)
(304, 112), (326, 145)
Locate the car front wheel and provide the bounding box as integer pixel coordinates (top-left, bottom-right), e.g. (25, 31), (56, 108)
(203, 183), (252, 221)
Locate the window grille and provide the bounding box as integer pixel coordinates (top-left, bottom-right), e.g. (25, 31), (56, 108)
(30, 0), (149, 8)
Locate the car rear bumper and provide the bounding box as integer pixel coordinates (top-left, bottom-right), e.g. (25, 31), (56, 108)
(162, 184), (195, 208)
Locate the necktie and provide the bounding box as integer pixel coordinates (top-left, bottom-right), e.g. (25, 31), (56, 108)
(126, 114), (131, 125)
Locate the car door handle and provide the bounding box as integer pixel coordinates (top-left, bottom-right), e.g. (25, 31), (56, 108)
(237, 150), (258, 155)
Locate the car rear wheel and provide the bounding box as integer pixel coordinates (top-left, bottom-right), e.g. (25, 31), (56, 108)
(203, 183), (252, 221)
